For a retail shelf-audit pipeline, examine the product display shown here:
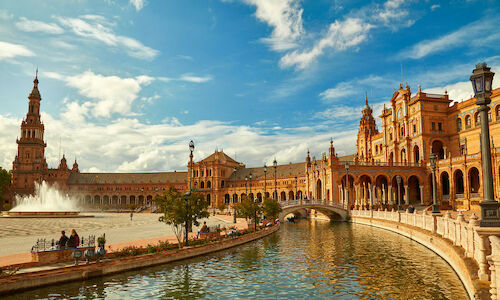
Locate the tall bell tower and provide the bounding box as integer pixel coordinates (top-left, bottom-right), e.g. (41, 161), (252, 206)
(11, 71), (48, 198)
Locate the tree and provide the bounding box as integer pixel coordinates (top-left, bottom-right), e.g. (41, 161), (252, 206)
(0, 167), (11, 211)
(235, 195), (261, 225)
(217, 202), (226, 214)
(154, 187), (210, 248)
(262, 197), (282, 219)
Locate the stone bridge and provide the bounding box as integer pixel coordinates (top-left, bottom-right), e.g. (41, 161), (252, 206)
(279, 199), (348, 221)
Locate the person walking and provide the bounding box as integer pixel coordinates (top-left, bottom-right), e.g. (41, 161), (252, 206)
(130, 212), (133, 221)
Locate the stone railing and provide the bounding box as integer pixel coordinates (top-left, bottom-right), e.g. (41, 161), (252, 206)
(352, 208), (500, 298)
(281, 199), (347, 210)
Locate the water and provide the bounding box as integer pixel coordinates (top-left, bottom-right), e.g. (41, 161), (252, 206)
(7, 220), (468, 299)
(11, 181), (79, 212)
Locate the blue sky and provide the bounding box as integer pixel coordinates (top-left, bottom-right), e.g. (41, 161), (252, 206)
(1, 0), (500, 172)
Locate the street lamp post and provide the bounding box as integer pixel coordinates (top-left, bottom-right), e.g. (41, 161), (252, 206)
(273, 158), (277, 200)
(184, 191), (190, 246)
(345, 163), (350, 209)
(189, 140), (194, 191)
(245, 176), (248, 195)
(264, 164), (267, 199)
(470, 63), (500, 227)
(233, 167), (237, 224)
(249, 173), (252, 195)
(295, 176), (298, 201)
(396, 175), (402, 211)
(430, 152), (440, 214)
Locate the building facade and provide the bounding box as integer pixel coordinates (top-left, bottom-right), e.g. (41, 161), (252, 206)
(6, 73), (500, 212)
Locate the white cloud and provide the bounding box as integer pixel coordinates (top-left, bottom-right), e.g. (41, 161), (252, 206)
(244, 0), (304, 51)
(141, 94), (161, 103)
(179, 74), (213, 83)
(319, 75), (390, 102)
(15, 17), (64, 34)
(56, 16), (159, 60)
(49, 71), (154, 118)
(0, 110), (357, 173)
(0, 10), (13, 20)
(0, 41), (35, 60)
(398, 18), (499, 59)
(374, 0), (410, 28)
(424, 66), (500, 102)
(130, 0), (146, 11)
(280, 18), (373, 69)
(430, 4), (440, 11)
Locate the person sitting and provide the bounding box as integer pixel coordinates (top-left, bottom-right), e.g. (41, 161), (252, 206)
(197, 221), (209, 238)
(67, 229), (80, 248)
(57, 230), (69, 249)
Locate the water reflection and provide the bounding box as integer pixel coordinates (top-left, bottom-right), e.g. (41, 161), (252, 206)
(7, 220), (467, 299)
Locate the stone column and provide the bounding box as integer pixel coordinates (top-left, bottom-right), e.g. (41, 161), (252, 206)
(382, 184), (386, 204)
(388, 185), (393, 204)
(404, 185), (409, 205)
(420, 186), (424, 204)
(369, 183), (374, 208)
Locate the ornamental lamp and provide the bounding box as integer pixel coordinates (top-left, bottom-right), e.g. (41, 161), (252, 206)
(429, 152), (437, 170)
(264, 164), (267, 173)
(189, 140), (195, 152)
(273, 158), (277, 168)
(470, 63), (495, 105)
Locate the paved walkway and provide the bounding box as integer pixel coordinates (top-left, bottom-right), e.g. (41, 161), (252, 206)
(0, 213), (247, 268)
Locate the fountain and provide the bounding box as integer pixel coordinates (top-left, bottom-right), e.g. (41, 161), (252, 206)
(2, 181), (89, 218)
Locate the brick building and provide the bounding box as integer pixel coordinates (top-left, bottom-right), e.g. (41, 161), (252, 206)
(7, 72), (500, 212)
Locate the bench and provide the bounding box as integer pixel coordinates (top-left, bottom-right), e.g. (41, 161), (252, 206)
(31, 246), (95, 264)
(198, 225), (221, 239)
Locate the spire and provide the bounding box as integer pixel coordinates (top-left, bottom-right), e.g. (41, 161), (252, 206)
(29, 68), (41, 100)
(365, 91), (368, 106)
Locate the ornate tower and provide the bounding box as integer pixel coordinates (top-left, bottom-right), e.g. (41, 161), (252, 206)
(11, 72), (48, 197)
(356, 94), (378, 161)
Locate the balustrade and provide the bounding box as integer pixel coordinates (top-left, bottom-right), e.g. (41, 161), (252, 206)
(351, 208), (500, 297)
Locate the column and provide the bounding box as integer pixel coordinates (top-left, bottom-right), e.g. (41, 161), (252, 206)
(355, 185), (359, 206)
(369, 183), (374, 208)
(404, 185), (409, 205)
(382, 184), (386, 204)
(388, 185), (393, 204)
(419, 186), (424, 204)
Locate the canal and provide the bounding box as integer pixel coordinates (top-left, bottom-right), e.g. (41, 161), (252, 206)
(8, 220), (468, 299)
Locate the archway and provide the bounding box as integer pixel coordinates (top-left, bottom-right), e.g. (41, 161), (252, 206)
(138, 195), (144, 205)
(289, 191), (294, 200)
(341, 174), (355, 206)
(265, 192), (270, 198)
(146, 195), (153, 205)
(224, 193), (230, 204)
(130, 195), (136, 205)
(280, 191), (286, 201)
(391, 176), (405, 206)
(121, 195), (127, 205)
(257, 192), (262, 202)
(94, 195), (101, 205)
(375, 175), (389, 205)
(389, 152), (394, 164)
(207, 181), (211, 188)
(240, 193), (246, 201)
(432, 140), (445, 159)
(400, 148), (406, 162)
(206, 194), (211, 205)
(413, 145), (420, 163)
(232, 193), (238, 203)
(408, 176), (420, 205)
(454, 170), (465, 195)
(112, 195), (118, 205)
(316, 179), (322, 199)
(441, 172), (450, 197)
(469, 167), (480, 194)
(103, 195), (110, 205)
(200, 181), (205, 188)
(297, 190), (302, 199)
(249, 193), (254, 200)
(359, 175), (372, 207)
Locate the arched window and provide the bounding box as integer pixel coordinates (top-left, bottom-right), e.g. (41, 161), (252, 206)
(456, 118), (462, 132)
(465, 115), (471, 129)
(397, 108), (402, 119)
(400, 126), (404, 136)
(221, 180), (225, 188)
(474, 112), (480, 126)
(200, 181), (204, 188)
(496, 106), (500, 121)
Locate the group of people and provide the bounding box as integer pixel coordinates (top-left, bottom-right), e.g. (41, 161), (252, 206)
(57, 229), (80, 249)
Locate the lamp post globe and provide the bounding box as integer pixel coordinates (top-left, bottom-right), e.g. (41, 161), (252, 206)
(470, 63), (500, 227)
(189, 140), (194, 152)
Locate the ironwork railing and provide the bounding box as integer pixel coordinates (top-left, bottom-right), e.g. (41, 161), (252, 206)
(281, 199), (347, 210)
(337, 161), (421, 167)
(31, 235), (96, 253)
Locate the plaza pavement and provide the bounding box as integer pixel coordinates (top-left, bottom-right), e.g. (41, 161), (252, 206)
(0, 213), (247, 267)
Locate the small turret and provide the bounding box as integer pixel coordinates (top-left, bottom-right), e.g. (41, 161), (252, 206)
(59, 154), (68, 170)
(72, 159), (79, 172)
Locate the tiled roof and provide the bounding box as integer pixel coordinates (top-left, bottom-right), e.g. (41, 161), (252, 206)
(199, 150), (239, 164)
(228, 162), (306, 180)
(67, 172), (187, 184)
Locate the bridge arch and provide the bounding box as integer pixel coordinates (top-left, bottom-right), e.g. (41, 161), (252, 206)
(279, 201), (347, 222)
